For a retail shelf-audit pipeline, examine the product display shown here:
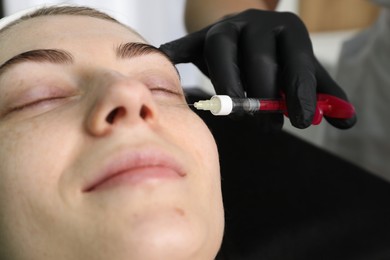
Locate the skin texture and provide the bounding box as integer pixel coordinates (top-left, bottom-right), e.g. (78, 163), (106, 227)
(0, 15), (224, 260)
(184, 0), (279, 32)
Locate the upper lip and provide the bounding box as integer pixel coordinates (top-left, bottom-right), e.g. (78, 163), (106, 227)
(82, 147), (186, 192)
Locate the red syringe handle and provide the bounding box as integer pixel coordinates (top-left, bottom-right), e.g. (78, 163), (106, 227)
(259, 94), (355, 125)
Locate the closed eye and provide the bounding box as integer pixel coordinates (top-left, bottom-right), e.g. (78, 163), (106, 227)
(8, 96), (69, 113)
(150, 87), (183, 97)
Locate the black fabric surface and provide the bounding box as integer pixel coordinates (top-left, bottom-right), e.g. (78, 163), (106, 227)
(186, 90), (390, 260)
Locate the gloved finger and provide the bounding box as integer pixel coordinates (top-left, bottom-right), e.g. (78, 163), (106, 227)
(203, 22), (245, 97)
(159, 28), (209, 74)
(314, 58), (357, 129)
(240, 26), (278, 98)
(276, 13), (317, 129)
(239, 27), (283, 131)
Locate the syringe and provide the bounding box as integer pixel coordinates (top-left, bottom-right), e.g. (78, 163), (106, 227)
(193, 94), (355, 125)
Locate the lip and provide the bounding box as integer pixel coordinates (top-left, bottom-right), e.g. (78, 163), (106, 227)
(82, 148), (186, 192)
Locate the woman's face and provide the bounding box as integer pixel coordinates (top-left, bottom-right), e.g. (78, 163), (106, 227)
(0, 15), (223, 260)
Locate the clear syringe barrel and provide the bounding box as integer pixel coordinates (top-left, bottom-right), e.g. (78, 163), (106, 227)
(193, 95), (286, 116)
(231, 98), (260, 113)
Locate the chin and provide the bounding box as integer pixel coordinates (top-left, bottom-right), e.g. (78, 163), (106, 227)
(101, 208), (222, 260)
(130, 215), (217, 259)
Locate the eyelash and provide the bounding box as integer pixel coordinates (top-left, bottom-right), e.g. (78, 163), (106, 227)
(149, 87), (182, 97)
(9, 96), (67, 113)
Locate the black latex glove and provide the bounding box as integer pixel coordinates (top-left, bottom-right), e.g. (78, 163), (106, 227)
(159, 9), (356, 131)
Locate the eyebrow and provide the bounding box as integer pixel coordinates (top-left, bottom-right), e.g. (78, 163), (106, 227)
(115, 42), (180, 78)
(0, 49), (74, 75)
(116, 42), (163, 59)
(0, 42), (179, 78)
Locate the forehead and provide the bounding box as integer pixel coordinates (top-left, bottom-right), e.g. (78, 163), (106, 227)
(0, 15), (146, 65)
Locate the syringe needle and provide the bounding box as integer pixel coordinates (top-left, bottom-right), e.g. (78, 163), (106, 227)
(170, 103), (194, 107)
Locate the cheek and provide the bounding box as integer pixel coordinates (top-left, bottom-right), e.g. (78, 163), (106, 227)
(0, 121), (69, 185)
(160, 107), (223, 209)
(0, 115), (79, 221)
(0, 112), (84, 252)
(161, 107), (220, 175)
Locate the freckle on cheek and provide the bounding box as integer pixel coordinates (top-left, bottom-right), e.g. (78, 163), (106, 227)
(174, 207), (185, 217)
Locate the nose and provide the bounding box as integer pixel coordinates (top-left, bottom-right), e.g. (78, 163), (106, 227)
(85, 72), (158, 136)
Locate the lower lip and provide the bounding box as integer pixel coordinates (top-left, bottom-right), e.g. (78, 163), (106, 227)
(87, 166), (181, 192)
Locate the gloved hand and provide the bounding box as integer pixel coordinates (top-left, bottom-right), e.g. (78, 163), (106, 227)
(159, 9), (356, 131)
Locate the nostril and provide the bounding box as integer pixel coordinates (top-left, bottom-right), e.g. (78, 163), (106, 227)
(106, 108), (118, 124)
(140, 105), (152, 119)
(105, 105), (153, 125)
(106, 107), (125, 124)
